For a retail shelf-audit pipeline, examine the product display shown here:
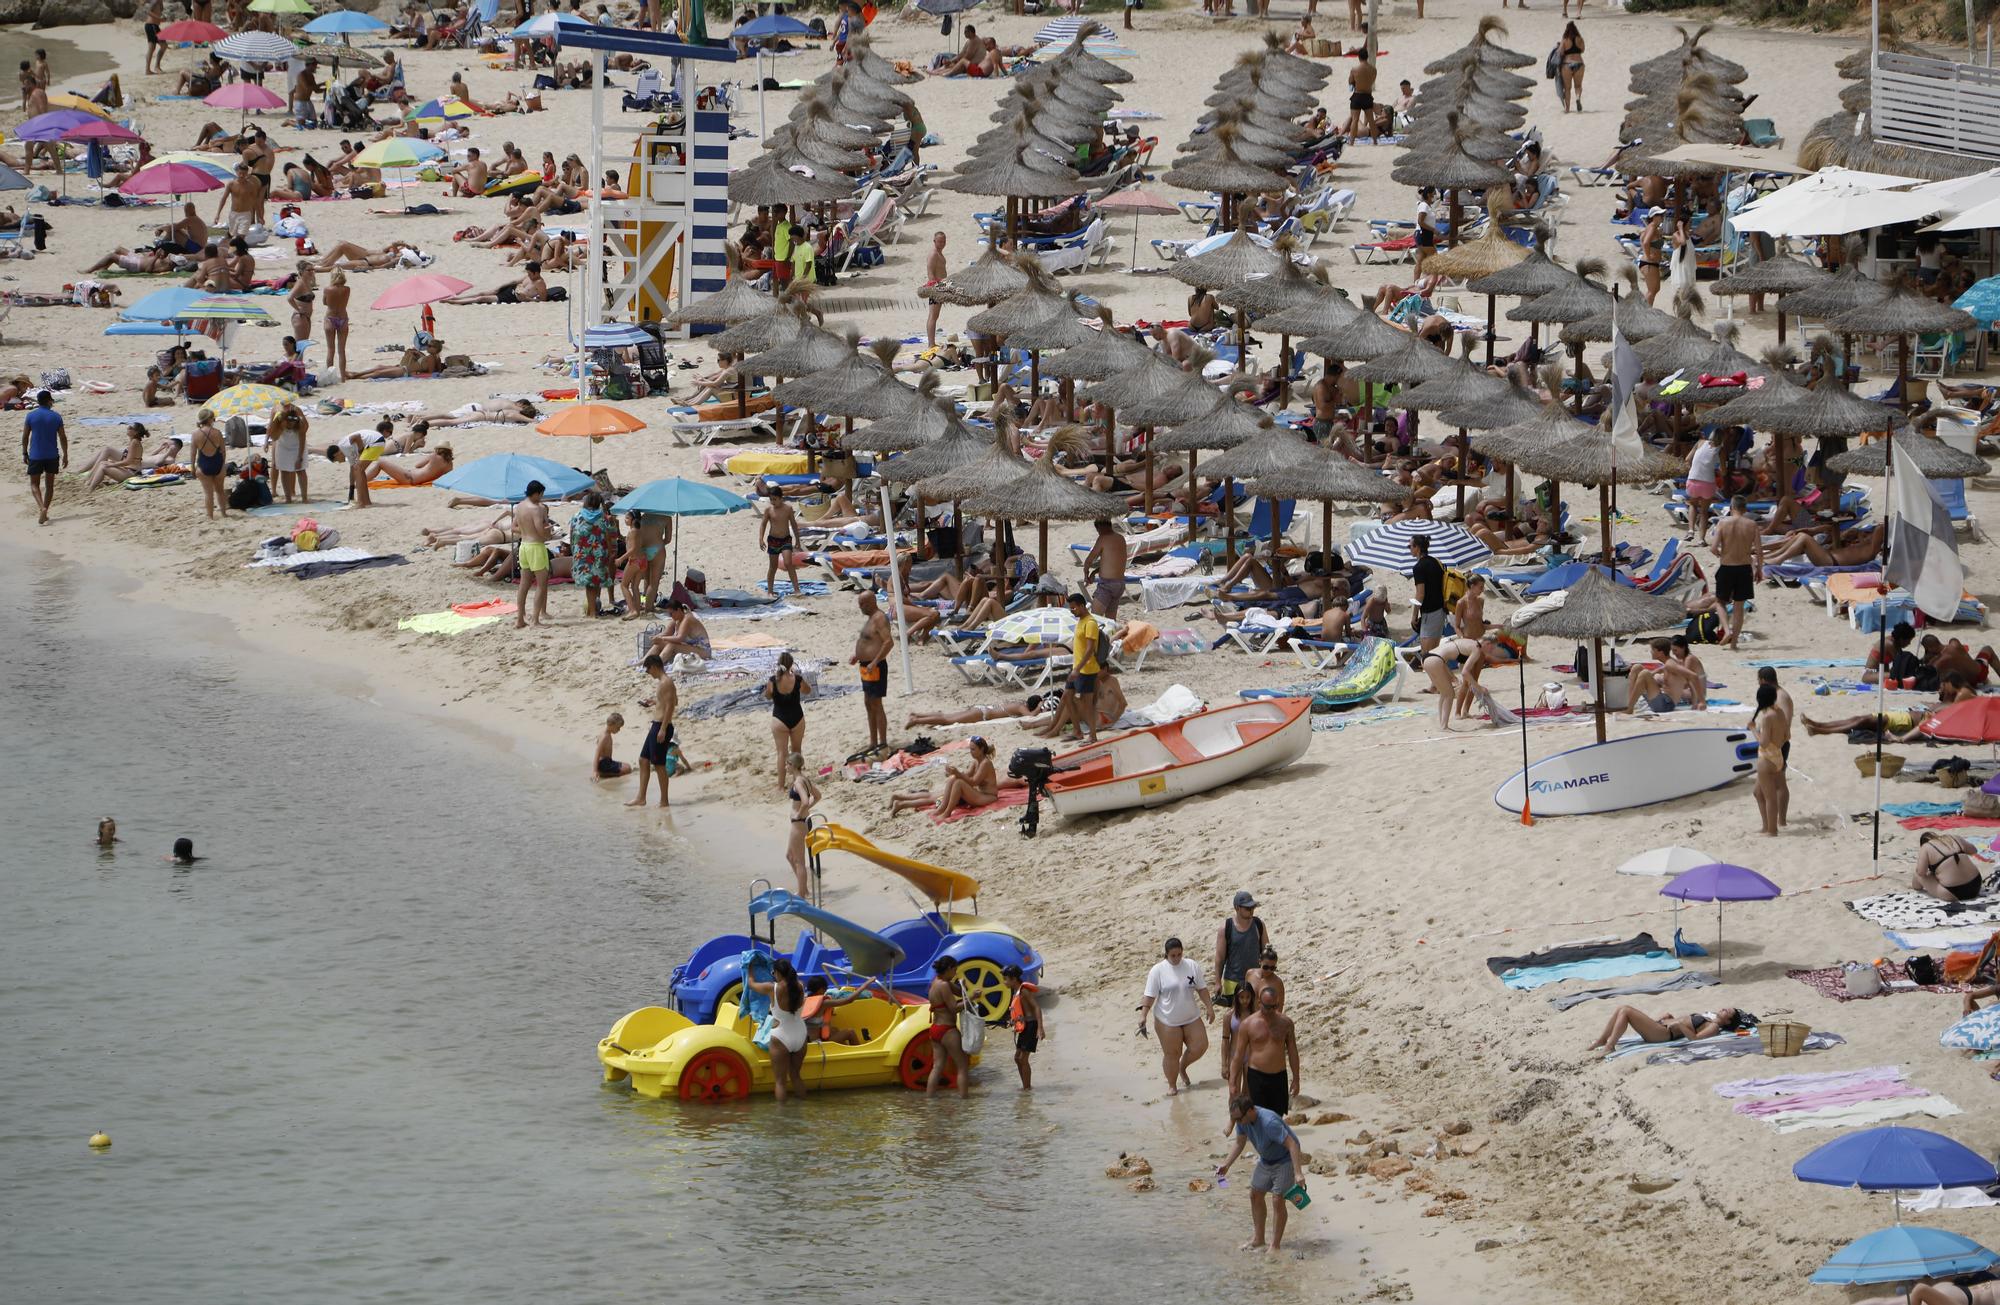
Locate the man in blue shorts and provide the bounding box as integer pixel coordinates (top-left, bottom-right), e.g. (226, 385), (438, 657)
(21, 389), (66, 526)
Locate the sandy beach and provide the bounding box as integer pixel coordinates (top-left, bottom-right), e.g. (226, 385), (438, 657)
(7, 2), (2000, 1300)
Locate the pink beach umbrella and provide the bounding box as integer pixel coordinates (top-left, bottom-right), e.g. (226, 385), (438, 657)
(1095, 185), (1180, 266)
(204, 82), (286, 132)
(372, 273), (471, 310)
(120, 161), (226, 199)
(60, 119), (142, 144)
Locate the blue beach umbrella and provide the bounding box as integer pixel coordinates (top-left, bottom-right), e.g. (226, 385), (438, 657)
(583, 322), (653, 348)
(733, 13), (815, 37)
(435, 453), (594, 503)
(0, 161), (27, 190)
(124, 286), (210, 321)
(104, 320), (188, 336)
(1812, 1227), (2000, 1285)
(510, 11), (587, 38)
(1795, 1127), (1999, 1193)
(474, 0), (500, 22)
(612, 478), (752, 581)
(1954, 276), (2000, 326)
(303, 10), (387, 37)
(1523, 561), (1638, 597)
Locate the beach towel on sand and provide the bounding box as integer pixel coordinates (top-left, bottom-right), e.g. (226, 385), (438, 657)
(1637, 1031), (1845, 1065)
(1500, 952), (1680, 990)
(1487, 933), (1667, 975)
(1850, 891), (2000, 934)
(1788, 961), (1969, 1001)
(1545, 970), (1718, 1010)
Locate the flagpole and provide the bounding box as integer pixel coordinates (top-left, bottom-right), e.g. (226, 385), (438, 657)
(1871, 424), (1892, 874)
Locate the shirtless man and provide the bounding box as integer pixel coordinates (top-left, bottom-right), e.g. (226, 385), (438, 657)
(514, 479), (553, 629)
(443, 145), (490, 198)
(212, 164), (262, 241)
(1082, 518), (1128, 618)
(1229, 986), (1301, 1119)
(446, 261), (548, 305)
(162, 202), (207, 253)
(1626, 637), (1707, 714)
(1710, 495), (1763, 650)
(759, 490), (804, 596)
(629, 653), (679, 808)
(851, 592), (895, 755)
(1311, 364), (1346, 448)
(923, 231), (947, 347)
(1345, 56), (1379, 143)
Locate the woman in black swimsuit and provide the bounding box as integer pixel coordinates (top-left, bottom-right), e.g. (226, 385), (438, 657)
(1916, 832), (1987, 903)
(763, 650), (814, 792)
(783, 750), (820, 897)
(190, 406), (229, 519)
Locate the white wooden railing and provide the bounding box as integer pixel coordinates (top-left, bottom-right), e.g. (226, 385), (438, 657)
(1873, 50), (2000, 161)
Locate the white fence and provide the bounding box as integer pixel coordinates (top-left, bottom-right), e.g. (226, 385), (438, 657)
(1873, 50), (2000, 161)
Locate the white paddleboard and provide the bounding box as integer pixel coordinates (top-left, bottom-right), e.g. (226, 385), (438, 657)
(1493, 728), (1759, 817)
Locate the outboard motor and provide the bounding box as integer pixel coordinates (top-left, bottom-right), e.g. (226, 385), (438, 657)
(1008, 747), (1055, 839)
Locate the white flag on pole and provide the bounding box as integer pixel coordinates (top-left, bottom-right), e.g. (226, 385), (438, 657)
(1607, 316), (1646, 473)
(1884, 438), (1967, 622)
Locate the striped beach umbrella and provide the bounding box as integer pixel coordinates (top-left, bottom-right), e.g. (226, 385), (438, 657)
(206, 383), (296, 418)
(1344, 521), (1491, 576)
(249, 0), (315, 14)
(147, 151), (239, 181)
(354, 138), (443, 168)
(404, 96), (477, 124)
(988, 607), (1077, 647)
(215, 31), (298, 63)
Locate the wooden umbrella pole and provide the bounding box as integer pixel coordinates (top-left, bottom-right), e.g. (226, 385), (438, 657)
(1447, 189), (1461, 250)
(1484, 294), (1497, 368)
(1038, 518), (1049, 571)
(1455, 427), (1468, 520)
(916, 493), (930, 561)
(1225, 475), (1237, 563)
(1062, 377), (1074, 423)
(1321, 499), (1332, 564)
(1599, 480), (1613, 566)
(1030, 347), (1040, 400)
(953, 499), (964, 578)
(1188, 448), (1200, 544)
(1279, 333), (1292, 406)
(1592, 634), (1607, 744)
(1898, 332), (1911, 411)
(1145, 436), (1155, 518)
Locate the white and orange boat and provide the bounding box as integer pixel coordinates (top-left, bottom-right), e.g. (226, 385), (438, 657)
(1045, 697), (1313, 818)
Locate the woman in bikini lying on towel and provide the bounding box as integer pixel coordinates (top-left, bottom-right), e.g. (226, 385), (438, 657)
(1855, 1277), (2000, 1305)
(1585, 1006), (1747, 1058)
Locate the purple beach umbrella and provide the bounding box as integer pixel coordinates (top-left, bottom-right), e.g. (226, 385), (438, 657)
(1661, 864), (1780, 975)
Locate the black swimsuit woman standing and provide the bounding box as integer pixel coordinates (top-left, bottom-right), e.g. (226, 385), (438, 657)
(763, 650), (813, 792)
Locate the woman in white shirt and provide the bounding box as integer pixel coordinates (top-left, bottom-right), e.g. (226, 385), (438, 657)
(1139, 936), (1214, 1096)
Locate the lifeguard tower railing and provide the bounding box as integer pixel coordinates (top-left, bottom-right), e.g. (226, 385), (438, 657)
(557, 23), (735, 338)
(1873, 49), (2000, 163)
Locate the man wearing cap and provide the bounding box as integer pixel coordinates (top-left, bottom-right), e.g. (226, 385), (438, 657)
(1214, 890), (1269, 1009)
(1066, 591), (1102, 744)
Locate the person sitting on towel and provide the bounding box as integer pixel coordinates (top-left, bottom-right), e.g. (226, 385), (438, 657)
(1912, 832), (1989, 905)
(1624, 637), (1708, 715)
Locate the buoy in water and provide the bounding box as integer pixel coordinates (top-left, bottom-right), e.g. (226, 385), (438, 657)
(88, 1131), (111, 1150)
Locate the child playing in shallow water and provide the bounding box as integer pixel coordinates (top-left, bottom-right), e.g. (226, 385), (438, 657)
(593, 712), (631, 780)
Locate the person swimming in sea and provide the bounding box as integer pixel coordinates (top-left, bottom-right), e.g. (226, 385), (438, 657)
(171, 837), (203, 865)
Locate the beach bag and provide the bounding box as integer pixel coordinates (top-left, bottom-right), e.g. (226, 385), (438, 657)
(1442, 567), (1470, 609)
(39, 368), (70, 390)
(940, 13), (951, 35)
(958, 994), (986, 1053)
(1685, 611), (1723, 644)
(1841, 962), (1884, 997)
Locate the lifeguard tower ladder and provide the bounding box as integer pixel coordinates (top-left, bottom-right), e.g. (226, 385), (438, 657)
(558, 24), (736, 338)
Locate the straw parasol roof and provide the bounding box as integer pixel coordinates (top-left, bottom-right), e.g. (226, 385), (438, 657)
(774, 109), (878, 155)
(827, 65), (911, 111)
(962, 447), (1129, 522)
(1839, 80), (1873, 113)
(1825, 431), (1990, 478)
(855, 377), (954, 452)
(1004, 297), (1103, 353)
(1391, 366), (1512, 413)
(1303, 304), (1411, 360)
(1217, 241), (1320, 317)
(1828, 285), (1977, 336)
(1778, 260), (1892, 319)
(1259, 271), (1363, 337)
(1467, 243), (1574, 298)
(1160, 126), (1293, 197)
(967, 260), (1071, 338)
(921, 247), (1029, 308)
(1711, 383), (1907, 437)
(765, 128), (872, 173)
(1042, 311), (1154, 382)
(1507, 258), (1615, 324)
(1402, 113), (1520, 163)
(915, 434), (1033, 502)
(1636, 309), (1757, 380)
(664, 250), (777, 327)
(742, 322), (856, 378)
(876, 416), (990, 482)
(1178, 126), (1298, 172)
(1560, 292), (1679, 345)
(1513, 567), (1691, 639)
(1248, 448), (1411, 504)
(969, 118), (1086, 164)
(785, 93), (883, 148)
(1629, 24), (1749, 86)
(1710, 254), (1831, 298)
(1046, 24), (1135, 83)
(1471, 402), (1597, 465)
(1078, 350), (1195, 411)
(942, 145), (1083, 201)
(846, 34), (919, 84)
(709, 302), (816, 357)
(1692, 370), (1806, 428)
(1170, 227), (1285, 291)
(1258, 32), (1333, 87)
(1118, 364), (1235, 428)
(771, 338), (906, 419)
(1348, 334), (1465, 386)
(1425, 16), (1537, 73)
(1510, 428), (1685, 486)
(727, 156), (855, 206)
(1391, 120), (1514, 191)
(1190, 102), (1308, 155)
(1197, 424), (1316, 482)
(1440, 382), (1546, 430)
(1151, 394), (1271, 452)
(1416, 63), (1536, 99)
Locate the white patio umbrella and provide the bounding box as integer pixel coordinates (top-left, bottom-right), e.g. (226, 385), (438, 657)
(1617, 846), (1716, 877)
(1733, 181), (1943, 238)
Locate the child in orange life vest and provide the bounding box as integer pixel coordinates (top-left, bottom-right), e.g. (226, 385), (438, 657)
(801, 976), (874, 1045)
(1004, 964), (1043, 1091)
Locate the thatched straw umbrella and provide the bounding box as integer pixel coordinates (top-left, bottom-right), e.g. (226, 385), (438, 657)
(1629, 24), (1748, 87)
(1259, 267), (1362, 340)
(1512, 426), (1683, 570)
(1256, 30), (1333, 86)
(666, 247), (777, 328)
(1248, 444), (1409, 564)
(1044, 24), (1135, 84)
(1378, 355), (1507, 516)
(878, 416), (991, 573)
(854, 377), (954, 453)
(1217, 239), (1319, 402)
(1710, 254), (1829, 347)
(846, 32), (919, 85)
(963, 437), (1127, 569)
(1828, 287), (1977, 411)
(1149, 392), (1267, 548)
(772, 337), (905, 420)
(1198, 423), (1317, 567)
(1422, 209), (1531, 365)
(1160, 125), (1293, 232)
(1004, 294), (1100, 418)
(1041, 308), (1151, 383)
(784, 91), (882, 146)
(967, 260), (1071, 396)
(1472, 399), (1596, 525)
(727, 154), (855, 207)
(921, 247), (1029, 308)
(1191, 101), (1310, 155)
(741, 320), (855, 471)
(764, 123), (873, 172)
(1560, 286), (1679, 347)
(1440, 383), (1544, 432)
(941, 140), (1083, 242)
(1390, 118), (1512, 250)
(1825, 431), (1990, 479)
(1512, 569), (1692, 743)
(1510, 258), (1615, 407)
(1779, 259), (1893, 390)
(1425, 16), (1536, 74)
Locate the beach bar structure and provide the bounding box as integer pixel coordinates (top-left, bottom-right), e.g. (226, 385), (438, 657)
(1869, 0), (2000, 162)
(558, 23), (734, 335)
